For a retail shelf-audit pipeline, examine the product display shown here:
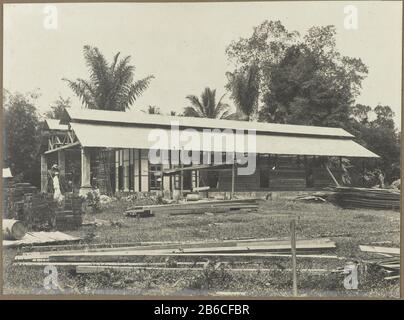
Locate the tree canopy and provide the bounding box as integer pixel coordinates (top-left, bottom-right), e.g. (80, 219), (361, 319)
(226, 21), (368, 128)
(64, 45), (154, 111)
(44, 96), (71, 119)
(3, 90), (41, 185)
(226, 65), (260, 121)
(183, 87), (231, 119)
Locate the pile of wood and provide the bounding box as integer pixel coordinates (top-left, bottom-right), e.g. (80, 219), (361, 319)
(7, 187), (56, 230)
(125, 199), (259, 217)
(5, 181), (83, 230)
(360, 245), (400, 280)
(5, 182), (39, 219)
(333, 187), (400, 211)
(14, 238), (336, 273)
(54, 193), (83, 230)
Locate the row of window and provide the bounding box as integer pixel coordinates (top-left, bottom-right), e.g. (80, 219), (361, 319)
(115, 149), (162, 192)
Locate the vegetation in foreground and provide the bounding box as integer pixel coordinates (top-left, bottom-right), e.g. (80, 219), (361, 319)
(3, 198), (400, 297)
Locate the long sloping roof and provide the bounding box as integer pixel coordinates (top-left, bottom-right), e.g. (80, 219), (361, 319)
(69, 121), (379, 158)
(62, 108), (354, 138)
(43, 118), (69, 131)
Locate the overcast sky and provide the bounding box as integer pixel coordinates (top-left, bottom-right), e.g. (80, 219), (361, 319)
(4, 1), (402, 128)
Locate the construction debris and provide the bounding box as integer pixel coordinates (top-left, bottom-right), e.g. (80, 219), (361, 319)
(359, 245), (400, 280)
(332, 187), (400, 210)
(3, 231), (81, 248)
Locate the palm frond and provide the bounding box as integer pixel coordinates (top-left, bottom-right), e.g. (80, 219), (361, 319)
(62, 78), (96, 109)
(122, 75), (154, 110)
(183, 106), (202, 117)
(186, 95), (205, 116)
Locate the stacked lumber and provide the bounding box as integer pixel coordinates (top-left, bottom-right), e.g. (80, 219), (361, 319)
(23, 193), (56, 229)
(333, 187), (400, 210)
(14, 238), (336, 266)
(6, 182), (38, 219)
(359, 245), (400, 280)
(125, 199), (259, 216)
(54, 193), (83, 230)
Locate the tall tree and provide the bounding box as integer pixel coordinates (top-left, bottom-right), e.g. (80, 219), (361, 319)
(3, 90), (41, 185)
(64, 45), (154, 111)
(226, 22), (368, 127)
(226, 20), (299, 97)
(44, 96), (71, 119)
(349, 104), (400, 183)
(226, 65), (260, 121)
(183, 87), (231, 119)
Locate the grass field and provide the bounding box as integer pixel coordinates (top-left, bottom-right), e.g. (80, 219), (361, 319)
(3, 197), (400, 297)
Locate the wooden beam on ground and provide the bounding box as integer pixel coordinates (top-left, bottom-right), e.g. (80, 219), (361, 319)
(359, 245), (400, 256)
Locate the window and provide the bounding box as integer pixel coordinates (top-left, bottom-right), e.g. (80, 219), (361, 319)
(149, 164), (162, 190)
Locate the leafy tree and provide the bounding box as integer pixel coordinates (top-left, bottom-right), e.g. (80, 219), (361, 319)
(226, 65), (260, 121)
(64, 45), (154, 111)
(349, 105), (400, 183)
(3, 90), (41, 185)
(226, 22), (368, 127)
(44, 96), (71, 119)
(183, 87), (231, 119)
(351, 104), (372, 124)
(258, 27), (367, 126)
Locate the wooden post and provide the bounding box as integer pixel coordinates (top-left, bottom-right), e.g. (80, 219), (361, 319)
(58, 150), (66, 176)
(231, 153), (236, 199)
(40, 154), (48, 193)
(291, 219), (298, 296)
(180, 148), (184, 199)
(79, 147), (92, 197)
(362, 160), (365, 186)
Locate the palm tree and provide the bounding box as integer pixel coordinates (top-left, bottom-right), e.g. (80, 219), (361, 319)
(226, 65), (260, 121)
(63, 45), (154, 111)
(144, 105), (161, 114)
(183, 87), (230, 119)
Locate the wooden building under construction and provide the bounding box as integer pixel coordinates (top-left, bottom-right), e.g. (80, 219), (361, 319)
(40, 108), (379, 197)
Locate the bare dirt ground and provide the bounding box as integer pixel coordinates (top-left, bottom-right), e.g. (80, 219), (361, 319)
(3, 198), (400, 297)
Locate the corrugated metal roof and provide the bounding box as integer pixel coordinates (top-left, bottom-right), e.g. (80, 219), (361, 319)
(64, 108), (354, 138)
(44, 118), (69, 131)
(70, 122), (378, 158)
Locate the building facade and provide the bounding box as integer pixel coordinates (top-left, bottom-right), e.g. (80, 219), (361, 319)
(40, 108), (379, 197)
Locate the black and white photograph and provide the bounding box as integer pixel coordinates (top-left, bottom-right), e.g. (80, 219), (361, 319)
(1, 1), (402, 298)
